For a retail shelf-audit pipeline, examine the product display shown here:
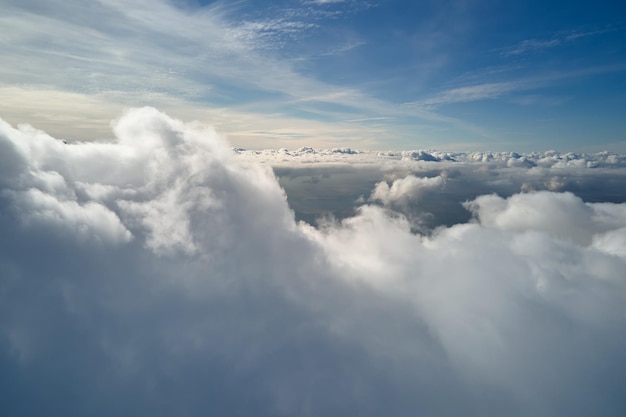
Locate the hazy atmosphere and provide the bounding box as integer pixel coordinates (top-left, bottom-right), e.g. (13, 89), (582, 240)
(1, 1), (626, 416)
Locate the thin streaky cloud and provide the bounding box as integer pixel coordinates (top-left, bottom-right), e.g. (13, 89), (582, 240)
(317, 41), (366, 57)
(228, 19), (319, 50)
(498, 28), (617, 56)
(0, 1), (395, 124)
(412, 62), (626, 110)
(306, 0), (348, 4)
(414, 82), (523, 109)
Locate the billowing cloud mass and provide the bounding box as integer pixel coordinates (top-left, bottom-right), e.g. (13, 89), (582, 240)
(1, 109), (626, 417)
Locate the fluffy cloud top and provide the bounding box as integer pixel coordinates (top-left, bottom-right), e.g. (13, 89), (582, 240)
(370, 174), (444, 206)
(1, 109), (626, 417)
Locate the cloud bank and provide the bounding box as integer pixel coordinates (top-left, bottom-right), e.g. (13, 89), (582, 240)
(235, 146), (626, 168)
(1, 109), (626, 416)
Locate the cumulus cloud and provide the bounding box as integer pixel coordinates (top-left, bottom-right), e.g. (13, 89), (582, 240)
(1, 109), (626, 417)
(464, 191), (626, 245)
(370, 174), (444, 206)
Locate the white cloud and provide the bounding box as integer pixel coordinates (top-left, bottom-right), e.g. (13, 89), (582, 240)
(466, 192), (586, 244)
(464, 191), (626, 246)
(370, 174), (444, 206)
(1, 109), (626, 416)
(593, 227), (626, 257)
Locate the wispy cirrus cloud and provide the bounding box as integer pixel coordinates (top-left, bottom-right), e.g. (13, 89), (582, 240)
(1, 0), (446, 149)
(3, 0), (624, 152)
(227, 19), (319, 50)
(410, 60), (626, 111)
(498, 28), (615, 56)
(412, 81), (523, 109)
(308, 0), (347, 4)
(0, 0), (395, 144)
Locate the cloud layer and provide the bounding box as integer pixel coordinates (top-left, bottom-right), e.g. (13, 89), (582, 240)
(236, 146), (626, 168)
(1, 109), (626, 416)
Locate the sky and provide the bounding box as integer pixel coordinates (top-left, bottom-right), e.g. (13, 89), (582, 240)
(1, 0), (625, 151)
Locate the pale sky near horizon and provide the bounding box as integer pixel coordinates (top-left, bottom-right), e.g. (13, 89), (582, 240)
(1, 0), (625, 151)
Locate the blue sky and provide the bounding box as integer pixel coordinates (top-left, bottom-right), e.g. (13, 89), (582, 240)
(1, 0), (625, 151)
